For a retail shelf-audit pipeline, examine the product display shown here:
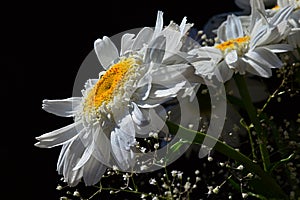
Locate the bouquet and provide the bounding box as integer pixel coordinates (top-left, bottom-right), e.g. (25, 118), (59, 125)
(35, 0), (300, 199)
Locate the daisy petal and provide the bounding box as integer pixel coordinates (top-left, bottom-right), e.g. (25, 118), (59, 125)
(82, 156), (107, 186)
(120, 33), (135, 55)
(243, 56), (273, 77)
(269, 5), (293, 26)
(35, 121), (83, 148)
(94, 36), (119, 69)
(226, 14), (244, 39)
(60, 139), (85, 186)
(215, 61), (234, 82)
(247, 48), (283, 69)
(118, 112), (135, 137)
(262, 44), (294, 53)
(132, 27), (154, 51)
(91, 127), (112, 165)
(42, 97), (81, 117)
(135, 106), (167, 136)
(131, 102), (150, 126)
(73, 143), (93, 171)
(111, 129), (135, 170)
(153, 10), (164, 39)
(153, 81), (186, 98)
(145, 35), (166, 64)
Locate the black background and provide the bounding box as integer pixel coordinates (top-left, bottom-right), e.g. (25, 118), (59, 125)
(3, 1), (243, 199)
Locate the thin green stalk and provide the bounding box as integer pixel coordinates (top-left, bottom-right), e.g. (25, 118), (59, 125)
(240, 118), (257, 160)
(166, 121), (288, 199)
(233, 74), (270, 171)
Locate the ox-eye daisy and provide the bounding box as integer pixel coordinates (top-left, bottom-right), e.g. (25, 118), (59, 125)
(35, 11), (198, 186)
(192, 0), (295, 82)
(270, 0), (300, 60)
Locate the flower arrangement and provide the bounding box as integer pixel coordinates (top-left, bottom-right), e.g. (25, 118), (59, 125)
(35, 0), (300, 199)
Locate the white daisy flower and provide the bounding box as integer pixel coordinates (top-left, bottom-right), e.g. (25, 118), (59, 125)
(35, 11), (199, 186)
(192, 0), (295, 82)
(270, 0), (300, 60)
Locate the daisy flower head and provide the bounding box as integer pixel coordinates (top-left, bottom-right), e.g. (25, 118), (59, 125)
(192, 0), (296, 82)
(270, 0), (300, 60)
(35, 11), (205, 186)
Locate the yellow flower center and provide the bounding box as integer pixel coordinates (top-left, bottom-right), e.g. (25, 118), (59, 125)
(272, 1), (300, 10)
(215, 36), (250, 55)
(84, 57), (138, 113)
(272, 5), (280, 11)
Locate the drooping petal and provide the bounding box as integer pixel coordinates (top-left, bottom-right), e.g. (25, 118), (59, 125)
(94, 36), (119, 69)
(57, 139), (85, 186)
(42, 97), (82, 117)
(215, 61), (234, 82)
(243, 56), (273, 77)
(91, 126), (112, 166)
(262, 43), (294, 53)
(82, 156), (107, 186)
(246, 47), (284, 69)
(110, 129), (135, 170)
(35, 121), (83, 148)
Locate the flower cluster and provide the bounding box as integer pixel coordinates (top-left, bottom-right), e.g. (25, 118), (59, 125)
(35, 0), (300, 199)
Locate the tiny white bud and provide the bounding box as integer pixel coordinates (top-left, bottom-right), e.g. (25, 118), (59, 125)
(212, 186), (220, 194)
(246, 173), (253, 178)
(73, 191), (80, 197)
(237, 165), (244, 170)
(171, 170), (177, 177)
(149, 178), (157, 185)
(207, 156), (213, 162)
(56, 185), (63, 190)
(242, 193), (248, 198)
(184, 182), (191, 191)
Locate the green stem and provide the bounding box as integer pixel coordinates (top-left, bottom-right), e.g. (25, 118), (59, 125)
(166, 121), (288, 199)
(240, 118), (257, 160)
(233, 74), (270, 171)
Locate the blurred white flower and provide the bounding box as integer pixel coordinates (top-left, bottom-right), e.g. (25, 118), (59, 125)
(35, 10), (198, 186)
(192, 0), (296, 82)
(270, 0), (300, 60)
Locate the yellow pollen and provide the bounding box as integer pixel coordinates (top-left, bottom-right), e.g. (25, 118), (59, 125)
(272, 5), (280, 10)
(215, 36), (250, 52)
(84, 58), (136, 112)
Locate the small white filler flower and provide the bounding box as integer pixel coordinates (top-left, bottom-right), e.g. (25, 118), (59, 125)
(35, 11), (197, 186)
